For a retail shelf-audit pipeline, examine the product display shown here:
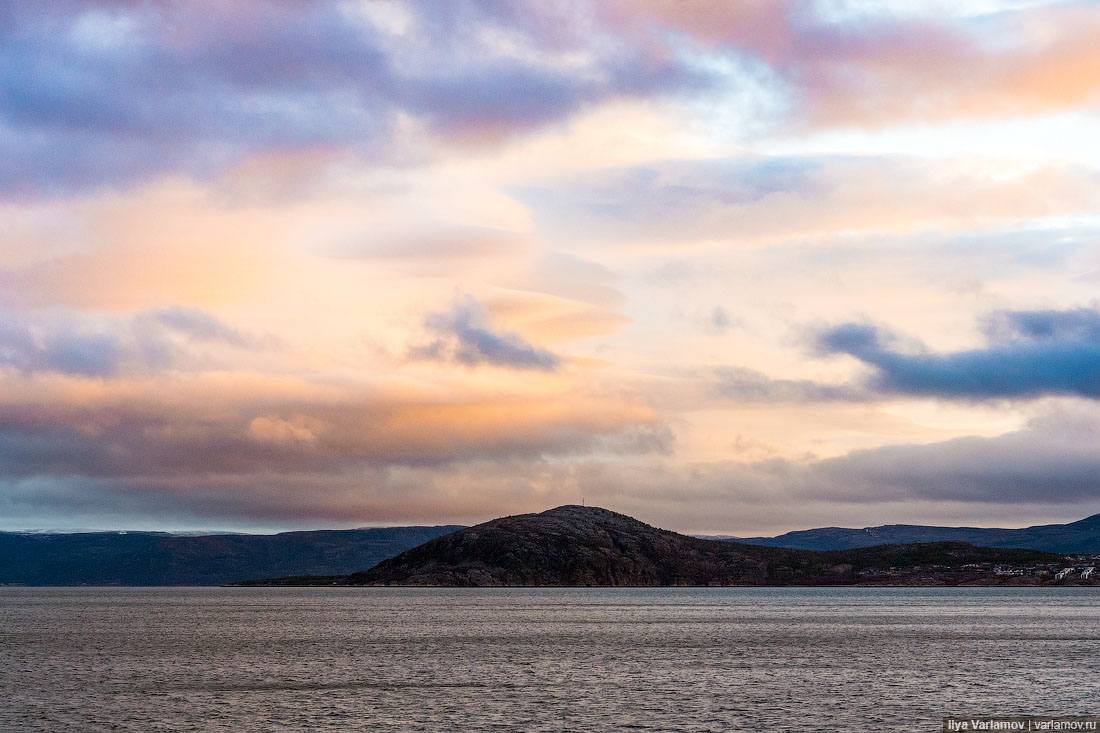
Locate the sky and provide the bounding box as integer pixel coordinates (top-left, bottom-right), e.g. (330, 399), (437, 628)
(4, 0), (1100, 534)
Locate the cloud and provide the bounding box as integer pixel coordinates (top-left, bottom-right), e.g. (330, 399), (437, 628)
(412, 297), (561, 371)
(642, 405), (1100, 525)
(981, 308), (1100, 343)
(792, 2), (1100, 128)
(0, 0), (705, 195)
(2, 369), (1096, 530)
(815, 307), (1100, 400)
(328, 226), (525, 265)
(0, 391), (663, 479)
(808, 413), (1100, 504)
(141, 307), (256, 348)
(518, 155), (1100, 247)
(710, 366), (867, 403)
(610, 0), (1100, 128)
(499, 405), (1100, 528)
(0, 182), (295, 310)
(0, 375), (670, 525)
(5, 0), (1099, 197)
(707, 306), (734, 333)
(0, 306), (260, 377)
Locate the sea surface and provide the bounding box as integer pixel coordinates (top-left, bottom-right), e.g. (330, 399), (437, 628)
(1, 587), (1097, 732)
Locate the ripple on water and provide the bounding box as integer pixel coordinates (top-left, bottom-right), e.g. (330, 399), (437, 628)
(1, 587), (1098, 732)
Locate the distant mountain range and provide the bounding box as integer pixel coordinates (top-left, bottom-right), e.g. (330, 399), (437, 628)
(239, 506), (1072, 587)
(726, 513), (1100, 553)
(0, 526), (462, 586)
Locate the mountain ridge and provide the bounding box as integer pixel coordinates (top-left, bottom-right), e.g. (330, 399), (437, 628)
(0, 525), (463, 586)
(283, 505), (1077, 587)
(728, 513), (1100, 552)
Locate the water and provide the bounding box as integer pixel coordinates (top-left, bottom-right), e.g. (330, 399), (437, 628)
(1, 587), (1097, 732)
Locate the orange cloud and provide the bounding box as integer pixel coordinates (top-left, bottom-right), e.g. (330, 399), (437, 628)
(0, 369), (667, 481)
(484, 292), (630, 345)
(3, 183), (288, 309)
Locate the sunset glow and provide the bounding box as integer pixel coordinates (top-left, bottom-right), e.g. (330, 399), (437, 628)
(4, 0), (1100, 534)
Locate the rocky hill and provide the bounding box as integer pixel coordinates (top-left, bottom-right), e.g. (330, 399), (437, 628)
(324, 506), (1067, 587)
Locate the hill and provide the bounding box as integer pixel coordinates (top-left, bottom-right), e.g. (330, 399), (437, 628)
(258, 506), (1069, 587)
(0, 526), (463, 586)
(729, 513), (1100, 553)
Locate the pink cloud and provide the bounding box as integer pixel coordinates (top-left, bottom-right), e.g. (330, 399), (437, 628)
(609, 1), (1100, 127)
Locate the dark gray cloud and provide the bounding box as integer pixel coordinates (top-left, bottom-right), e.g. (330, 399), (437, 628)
(0, 0), (707, 195)
(412, 298), (561, 371)
(0, 306), (259, 377)
(981, 308), (1100, 343)
(815, 307), (1100, 400)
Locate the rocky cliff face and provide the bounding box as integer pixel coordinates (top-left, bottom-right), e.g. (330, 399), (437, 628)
(345, 506), (1062, 587)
